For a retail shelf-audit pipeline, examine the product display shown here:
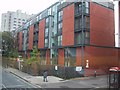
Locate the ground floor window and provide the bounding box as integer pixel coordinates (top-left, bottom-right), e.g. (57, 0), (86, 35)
(40, 50), (46, 65)
(64, 48), (76, 67)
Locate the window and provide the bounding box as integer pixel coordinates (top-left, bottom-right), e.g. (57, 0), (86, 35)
(85, 16), (89, 29)
(58, 35), (62, 46)
(58, 23), (62, 29)
(45, 28), (49, 37)
(85, 31), (90, 38)
(39, 14), (42, 19)
(46, 18), (49, 27)
(52, 6), (55, 15)
(85, 31), (90, 44)
(64, 48), (76, 67)
(58, 22), (62, 34)
(58, 11), (63, 21)
(14, 21), (17, 23)
(75, 3), (82, 14)
(75, 32), (83, 45)
(48, 8), (52, 15)
(75, 18), (83, 31)
(36, 16), (39, 21)
(85, 2), (89, 8)
(83, 2), (89, 14)
(14, 24), (16, 26)
(40, 50), (46, 65)
(45, 39), (48, 47)
(46, 18), (49, 23)
(22, 19), (25, 21)
(75, 18), (80, 30)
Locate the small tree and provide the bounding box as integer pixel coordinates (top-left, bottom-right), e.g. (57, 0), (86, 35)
(27, 46), (39, 64)
(26, 46), (39, 75)
(2, 31), (14, 57)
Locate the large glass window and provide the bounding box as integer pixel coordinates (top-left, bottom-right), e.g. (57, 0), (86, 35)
(64, 48), (76, 67)
(75, 3), (82, 14)
(40, 50), (46, 65)
(50, 49), (58, 65)
(46, 18), (49, 27)
(75, 17), (83, 31)
(85, 31), (90, 38)
(58, 35), (62, 46)
(48, 8), (52, 15)
(85, 16), (90, 29)
(34, 23), (39, 31)
(58, 11), (63, 22)
(75, 32), (83, 45)
(45, 39), (48, 47)
(83, 2), (89, 14)
(58, 22), (62, 34)
(45, 28), (49, 37)
(85, 31), (90, 44)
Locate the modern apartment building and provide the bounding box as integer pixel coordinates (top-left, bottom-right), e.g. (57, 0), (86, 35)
(1, 10), (33, 32)
(17, 1), (120, 77)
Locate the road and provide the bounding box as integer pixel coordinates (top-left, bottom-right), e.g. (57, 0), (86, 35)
(2, 68), (38, 88)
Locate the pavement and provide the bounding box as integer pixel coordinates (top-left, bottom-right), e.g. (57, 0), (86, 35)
(4, 67), (109, 88)
(5, 67), (64, 87)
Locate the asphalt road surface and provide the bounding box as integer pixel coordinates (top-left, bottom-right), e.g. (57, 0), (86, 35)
(2, 68), (37, 88)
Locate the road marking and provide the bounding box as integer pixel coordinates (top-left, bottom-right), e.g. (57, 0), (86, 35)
(2, 84), (6, 88)
(88, 85), (108, 90)
(6, 85), (24, 87)
(3, 69), (41, 88)
(95, 85), (108, 88)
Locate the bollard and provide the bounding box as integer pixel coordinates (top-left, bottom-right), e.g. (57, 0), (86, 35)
(94, 71), (96, 77)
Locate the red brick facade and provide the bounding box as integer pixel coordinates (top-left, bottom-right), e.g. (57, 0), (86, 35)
(62, 4), (74, 46)
(90, 2), (115, 47)
(19, 32), (22, 51)
(28, 25), (34, 50)
(38, 19), (45, 49)
(46, 49), (50, 65)
(58, 49), (64, 66)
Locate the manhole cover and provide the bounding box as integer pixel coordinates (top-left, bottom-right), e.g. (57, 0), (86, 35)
(60, 86), (69, 88)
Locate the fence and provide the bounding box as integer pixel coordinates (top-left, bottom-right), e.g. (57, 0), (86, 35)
(20, 62), (84, 79)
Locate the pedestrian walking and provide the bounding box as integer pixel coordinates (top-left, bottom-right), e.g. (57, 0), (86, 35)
(43, 70), (48, 82)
